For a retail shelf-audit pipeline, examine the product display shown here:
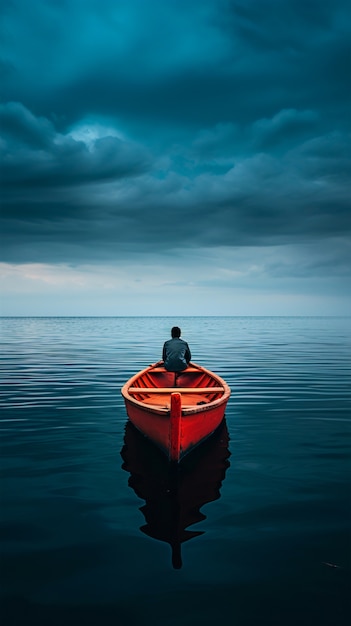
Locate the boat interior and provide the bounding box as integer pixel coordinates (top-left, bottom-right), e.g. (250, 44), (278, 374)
(127, 364), (225, 408)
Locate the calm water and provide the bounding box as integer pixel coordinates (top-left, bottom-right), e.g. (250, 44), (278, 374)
(0, 316), (350, 626)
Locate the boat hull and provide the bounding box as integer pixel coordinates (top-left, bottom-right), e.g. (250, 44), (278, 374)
(121, 362), (230, 462)
(123, 395), (227, 460)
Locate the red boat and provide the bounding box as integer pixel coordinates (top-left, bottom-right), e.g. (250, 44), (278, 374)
(121, 361), (231, 463)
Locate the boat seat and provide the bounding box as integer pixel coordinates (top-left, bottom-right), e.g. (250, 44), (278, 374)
(149, 367), (201, 373)
(128, 386), (223, 394)
(136, 394), (218, 409)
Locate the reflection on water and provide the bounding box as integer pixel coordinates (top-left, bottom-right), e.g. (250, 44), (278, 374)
(121, 419), (231, 569)
(1, 317), (350, 624)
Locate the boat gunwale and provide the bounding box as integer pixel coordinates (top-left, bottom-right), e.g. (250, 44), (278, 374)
(121, 361), (231, 415)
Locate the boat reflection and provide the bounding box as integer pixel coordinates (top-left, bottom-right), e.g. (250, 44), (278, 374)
(120, 419), (231, 569)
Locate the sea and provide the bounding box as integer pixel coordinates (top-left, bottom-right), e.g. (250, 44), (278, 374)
(0, 316), (350, 626)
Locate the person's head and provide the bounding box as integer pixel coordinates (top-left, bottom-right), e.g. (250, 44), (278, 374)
(171, 326), (181, 338)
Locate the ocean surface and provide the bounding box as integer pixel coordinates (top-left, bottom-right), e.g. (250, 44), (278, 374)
(0, 316), (350, 626)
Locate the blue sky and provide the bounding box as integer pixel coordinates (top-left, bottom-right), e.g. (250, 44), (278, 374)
(0, 0), (350, 315)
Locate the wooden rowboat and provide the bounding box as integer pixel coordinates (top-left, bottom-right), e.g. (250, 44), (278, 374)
(121, 361), (231, 463)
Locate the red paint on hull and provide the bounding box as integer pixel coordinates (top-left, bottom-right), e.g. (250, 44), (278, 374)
(170, 394), (181, 462)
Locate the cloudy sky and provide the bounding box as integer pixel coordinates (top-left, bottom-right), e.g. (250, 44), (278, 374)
(1, 0), (350, 316)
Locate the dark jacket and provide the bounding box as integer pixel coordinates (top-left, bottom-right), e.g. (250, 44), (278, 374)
(162, 337), (191, 372)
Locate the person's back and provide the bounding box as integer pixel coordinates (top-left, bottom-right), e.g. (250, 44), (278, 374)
(162, 326), (191, 372)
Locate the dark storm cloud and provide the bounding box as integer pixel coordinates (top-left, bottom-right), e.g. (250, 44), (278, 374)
(2, 127), (350, 266)
(0, 0), (350, 271)
(2, 0), (350, 133)
(0, 102), (151, 188)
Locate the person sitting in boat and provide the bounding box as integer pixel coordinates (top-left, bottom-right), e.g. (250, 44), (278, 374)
(162, 326), (191, 372)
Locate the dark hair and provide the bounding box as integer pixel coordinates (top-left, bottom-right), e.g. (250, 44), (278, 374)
(171, 326), (181, 338)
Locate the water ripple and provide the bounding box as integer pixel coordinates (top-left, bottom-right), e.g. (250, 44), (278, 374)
(0, 317), (350, 429)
